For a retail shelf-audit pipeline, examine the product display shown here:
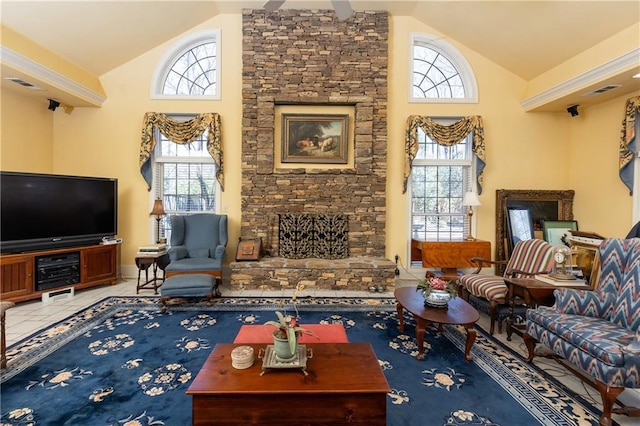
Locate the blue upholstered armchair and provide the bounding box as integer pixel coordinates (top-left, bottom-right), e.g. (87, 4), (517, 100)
(165, 214), (228, 280)
(524, 238), (640, 426)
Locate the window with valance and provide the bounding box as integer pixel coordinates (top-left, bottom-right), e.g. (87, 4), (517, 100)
(405, 116), (486, 242)
(139, 112), (224, 242)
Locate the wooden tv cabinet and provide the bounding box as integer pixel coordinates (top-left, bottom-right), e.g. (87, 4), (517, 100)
(0, 244), (118, 302)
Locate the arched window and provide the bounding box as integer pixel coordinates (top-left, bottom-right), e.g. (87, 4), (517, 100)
(407, 35), (480, 255)
(410, 33), (477, 103)
(151, 30), (220, 100)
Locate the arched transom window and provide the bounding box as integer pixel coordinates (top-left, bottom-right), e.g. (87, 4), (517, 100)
(410, 33), (477, 103)
(151, 30), (221, 100)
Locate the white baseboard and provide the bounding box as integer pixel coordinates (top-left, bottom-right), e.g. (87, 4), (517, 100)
(121, 264), (142, 280)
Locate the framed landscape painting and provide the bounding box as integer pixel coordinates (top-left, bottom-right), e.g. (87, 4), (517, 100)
(281, 113), (349, 164)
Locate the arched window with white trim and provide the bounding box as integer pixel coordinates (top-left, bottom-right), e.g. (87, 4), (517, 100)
(410, 33), (477, 103)
(151, 30), (221, 100)
(407, 34), (480, 266)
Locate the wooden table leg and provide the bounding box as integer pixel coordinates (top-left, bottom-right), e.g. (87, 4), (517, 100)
(440, 267), (459, 281)
(396, 302), (405, 332)
(136, 265), (142, 294)
(1, 310), (6, 369)
(415, 316), (429, 361)
(463, 323), (476, 361)
(506, 282), (515, 341)
(0, 302), (13, 369)
(151, 262), (160, 294)
(136, 257), (160, 294)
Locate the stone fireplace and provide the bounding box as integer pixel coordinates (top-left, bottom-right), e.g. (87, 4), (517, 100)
(230, 9), (395, 290)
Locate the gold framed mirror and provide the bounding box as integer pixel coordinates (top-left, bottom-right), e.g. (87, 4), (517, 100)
(495, 189), (574, 275)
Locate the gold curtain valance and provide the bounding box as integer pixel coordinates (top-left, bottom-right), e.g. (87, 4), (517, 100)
(403, 115), (486, 194)
(619, 96), (640, 195)
(139, 112), (224, 191)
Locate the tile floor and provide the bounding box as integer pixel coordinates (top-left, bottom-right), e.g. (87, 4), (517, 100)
(4, 278), (640, 425)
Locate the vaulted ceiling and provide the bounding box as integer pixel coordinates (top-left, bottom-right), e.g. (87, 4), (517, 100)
(2, 1), (639, 111)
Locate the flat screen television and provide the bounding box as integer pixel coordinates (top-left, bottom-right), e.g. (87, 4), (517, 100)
(1, 171), (118, 254)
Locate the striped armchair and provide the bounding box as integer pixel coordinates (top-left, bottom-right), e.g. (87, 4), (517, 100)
(524, 238), (640, 426)
(459, 239), (554, 334)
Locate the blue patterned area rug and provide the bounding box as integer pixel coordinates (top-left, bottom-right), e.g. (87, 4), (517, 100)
(1, 296), (608, 425)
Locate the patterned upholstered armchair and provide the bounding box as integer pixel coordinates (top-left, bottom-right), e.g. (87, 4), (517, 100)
(459, 239), (554, 334)
(524, 238), (640, 426)
(165, 214), (228, 281)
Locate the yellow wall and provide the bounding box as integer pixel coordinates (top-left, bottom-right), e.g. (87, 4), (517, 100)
(51, 15), (244, 265)
(569, 93), (639, 238)
(386, 17), (574, 264)
(1, 88), (54, 172)
(1, 13), (637, 272)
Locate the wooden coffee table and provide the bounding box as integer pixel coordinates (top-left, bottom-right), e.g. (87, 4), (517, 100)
(187, 343), (390, 425)
(394, 286), (480, 361)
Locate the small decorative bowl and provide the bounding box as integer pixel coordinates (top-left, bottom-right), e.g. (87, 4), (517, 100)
(424, 290), (451, 308)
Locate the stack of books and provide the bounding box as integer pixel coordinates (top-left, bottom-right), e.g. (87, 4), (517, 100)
(535, 273), (588, 287)
(136, 243), (167, 257)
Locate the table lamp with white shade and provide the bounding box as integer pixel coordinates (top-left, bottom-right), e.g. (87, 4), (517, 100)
(462, 191), (481, 240)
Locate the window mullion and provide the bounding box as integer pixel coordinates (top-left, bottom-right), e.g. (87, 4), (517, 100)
(152, 116), (218, 245)
(410, 143), (471, 242)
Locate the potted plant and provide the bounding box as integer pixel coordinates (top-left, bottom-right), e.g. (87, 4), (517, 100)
(417, 272), (458, 308)
(266, 311), (315, 361)
(265, 283), (317, 362)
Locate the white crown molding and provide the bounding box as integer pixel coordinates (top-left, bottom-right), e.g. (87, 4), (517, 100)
(520, 49), (640, 111)
(1, 46), (106, 106)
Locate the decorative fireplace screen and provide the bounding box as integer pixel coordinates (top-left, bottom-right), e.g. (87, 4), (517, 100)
(278, 213), (349, 259)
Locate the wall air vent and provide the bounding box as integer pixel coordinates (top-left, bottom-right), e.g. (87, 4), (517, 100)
(4, 77), (45, 91)
(583, 84), (621, 97)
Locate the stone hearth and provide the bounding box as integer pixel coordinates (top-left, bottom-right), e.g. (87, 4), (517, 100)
(230, 257), (395, 291)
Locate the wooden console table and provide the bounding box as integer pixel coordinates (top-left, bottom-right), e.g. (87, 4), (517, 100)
(411, 239), (491, 279)
(187, 343), (390, 425)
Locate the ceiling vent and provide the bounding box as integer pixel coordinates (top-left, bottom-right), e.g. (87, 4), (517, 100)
(4, 77), (45, 91)
(582, 84), (621, 97)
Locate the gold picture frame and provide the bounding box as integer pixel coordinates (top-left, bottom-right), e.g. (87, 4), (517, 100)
(281, 113), (349, 164)
(495, 189), (574, 275)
